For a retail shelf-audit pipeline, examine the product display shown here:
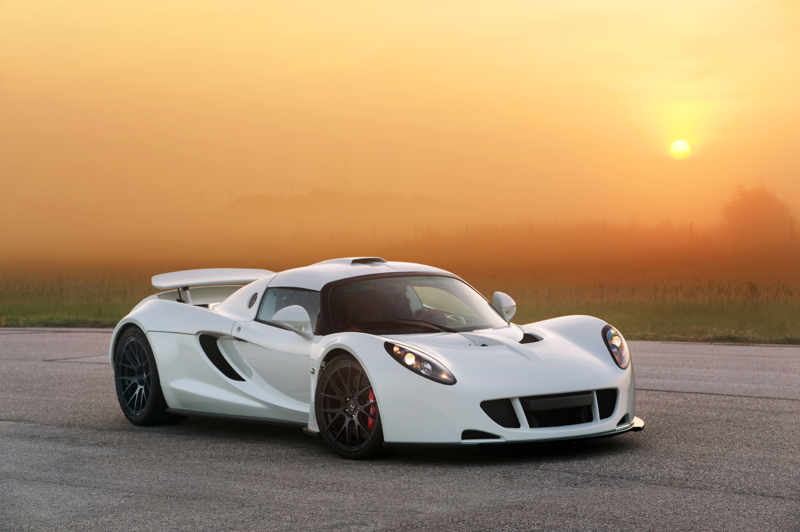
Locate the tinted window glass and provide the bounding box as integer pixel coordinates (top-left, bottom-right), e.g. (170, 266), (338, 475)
(328, 276), (506, 334)
(258, 288), (321, 334)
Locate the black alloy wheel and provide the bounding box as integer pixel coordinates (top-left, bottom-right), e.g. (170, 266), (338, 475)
(117, 335), (151, 416)
(315, 354), (384, 459)
(114, 327), (185, 426)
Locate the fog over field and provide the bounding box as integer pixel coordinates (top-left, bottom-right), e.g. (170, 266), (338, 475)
(1, 1), (798, 341)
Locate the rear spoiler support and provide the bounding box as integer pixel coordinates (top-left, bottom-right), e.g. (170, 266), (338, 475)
(176, 287), (192, 305)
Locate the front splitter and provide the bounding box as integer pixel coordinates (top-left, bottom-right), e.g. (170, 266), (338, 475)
(385, 416), (645, 448)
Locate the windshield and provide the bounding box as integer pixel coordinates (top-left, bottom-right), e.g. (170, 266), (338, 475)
(328, 276), (507, 334)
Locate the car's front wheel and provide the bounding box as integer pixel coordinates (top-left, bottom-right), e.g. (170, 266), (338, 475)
(315, 354), (384, 459)
(114, 327), (185, 426)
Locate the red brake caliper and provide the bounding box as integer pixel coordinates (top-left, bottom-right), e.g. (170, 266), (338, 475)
(367, 390), (376, 431)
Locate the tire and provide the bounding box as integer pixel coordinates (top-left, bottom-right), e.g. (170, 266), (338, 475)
(315, 354), (385, 459)
(114, 327), (186, 426)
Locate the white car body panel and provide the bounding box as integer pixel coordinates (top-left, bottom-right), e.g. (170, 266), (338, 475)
(110, 258), (640, 445)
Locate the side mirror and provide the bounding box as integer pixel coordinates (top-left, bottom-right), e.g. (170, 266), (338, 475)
(492, 292), (516, 321)
(271, 305), (314, 339)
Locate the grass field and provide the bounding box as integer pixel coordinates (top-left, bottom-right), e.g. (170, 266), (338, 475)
(2, 263), (798, 344)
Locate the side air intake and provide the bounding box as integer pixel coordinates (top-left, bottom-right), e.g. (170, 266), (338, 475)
(520, 333), (542, 344)
(199, 334), (245, 381)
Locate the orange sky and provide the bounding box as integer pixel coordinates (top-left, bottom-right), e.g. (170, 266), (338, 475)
(1, 0), (799, 261)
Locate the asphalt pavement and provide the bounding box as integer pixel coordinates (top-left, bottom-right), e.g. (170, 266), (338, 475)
(1, 329), (798, 531)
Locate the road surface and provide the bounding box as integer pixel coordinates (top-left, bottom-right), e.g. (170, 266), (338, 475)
(1, 329), (798, 531)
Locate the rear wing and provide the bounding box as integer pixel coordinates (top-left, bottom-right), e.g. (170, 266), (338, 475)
(152, 268), (273, 290)
(152, 268), (273, 305)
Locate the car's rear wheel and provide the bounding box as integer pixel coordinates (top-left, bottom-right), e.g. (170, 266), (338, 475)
(315, 354), (384, 459)
(114, 327), (185, 426)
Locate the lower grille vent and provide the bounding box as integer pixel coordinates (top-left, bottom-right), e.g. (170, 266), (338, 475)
(482, 389), (620, 430)
(596, 389), (618, 420)
(462, 430), (501, 440)
(480, 399), (520, 428)
(520, 391), (593, 428)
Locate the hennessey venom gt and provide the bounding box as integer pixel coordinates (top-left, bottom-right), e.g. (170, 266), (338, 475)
(110, 257), (644, 458)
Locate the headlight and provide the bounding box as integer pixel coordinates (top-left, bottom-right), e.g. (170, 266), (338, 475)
(602, 325), (630, 369)
(384, 342), (456, 385)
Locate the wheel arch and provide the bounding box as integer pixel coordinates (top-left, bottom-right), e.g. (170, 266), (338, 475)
(318, 347), (355, 372)
(108, 319), (148, 365)
(308, 345), (367, 434)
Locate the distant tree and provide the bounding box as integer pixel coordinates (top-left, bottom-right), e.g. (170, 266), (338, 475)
(721, 185), (794, 248)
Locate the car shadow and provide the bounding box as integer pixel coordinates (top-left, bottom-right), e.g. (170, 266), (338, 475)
(386, 435), (644, 466)
(148, 415), (644, 466)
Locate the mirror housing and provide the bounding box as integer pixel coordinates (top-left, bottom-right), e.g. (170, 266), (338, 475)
(492, 292), (516, 321)
(271, 305), (314, 339)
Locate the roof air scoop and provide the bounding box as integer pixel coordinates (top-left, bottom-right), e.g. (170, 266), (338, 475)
(315, 257), (388, 266)
(351, 257), (386, 265)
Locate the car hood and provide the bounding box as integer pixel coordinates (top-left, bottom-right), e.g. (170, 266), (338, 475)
(382, 317), (624, 396)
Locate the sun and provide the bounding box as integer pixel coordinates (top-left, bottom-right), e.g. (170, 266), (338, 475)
(670, 140), (691, 159)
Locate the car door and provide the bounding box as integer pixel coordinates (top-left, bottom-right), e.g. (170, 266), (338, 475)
(231, 288), (320, 405)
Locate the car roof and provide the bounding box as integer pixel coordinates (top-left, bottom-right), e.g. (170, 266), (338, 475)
(267, 257), (455, 291)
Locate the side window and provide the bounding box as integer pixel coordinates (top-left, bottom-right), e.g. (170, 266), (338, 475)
(257, 288), (321, 334)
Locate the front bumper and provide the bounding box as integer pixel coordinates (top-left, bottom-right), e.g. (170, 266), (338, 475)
(385, 416), (645, 448)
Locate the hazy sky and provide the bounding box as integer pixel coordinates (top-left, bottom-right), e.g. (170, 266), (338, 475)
(2, 0), (799, 250)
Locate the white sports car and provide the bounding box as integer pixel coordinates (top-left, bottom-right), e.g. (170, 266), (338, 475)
(110, 257), (644, 459)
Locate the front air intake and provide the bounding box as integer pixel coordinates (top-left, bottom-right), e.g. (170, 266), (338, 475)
(520, 391), (593, 428)
(480, 399), (521, 428)
(596, 389), (618, 420)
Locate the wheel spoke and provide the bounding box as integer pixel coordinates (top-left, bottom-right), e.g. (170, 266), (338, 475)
(333, 419), (348, 443)
(126, 387), (138, 406)
(321, 392), (343, 400)
(329, 370), (348, 399)
(345, 366), (351, 396)
(136, 388), (144, 414)
(122, 341), (135, 360)
(344, 418), (352, 448)
(120, 380), (137, 396)
(356, 422), (368, 444)
(356, 370), (366, 397)
(134, 340), (145, 364)
(352, 417), (364, 441)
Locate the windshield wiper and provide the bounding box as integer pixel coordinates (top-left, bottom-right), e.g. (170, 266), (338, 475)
(391, 319), (458, 333)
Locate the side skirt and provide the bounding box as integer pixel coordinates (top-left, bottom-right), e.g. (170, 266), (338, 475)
(166, 409), (307, 429)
